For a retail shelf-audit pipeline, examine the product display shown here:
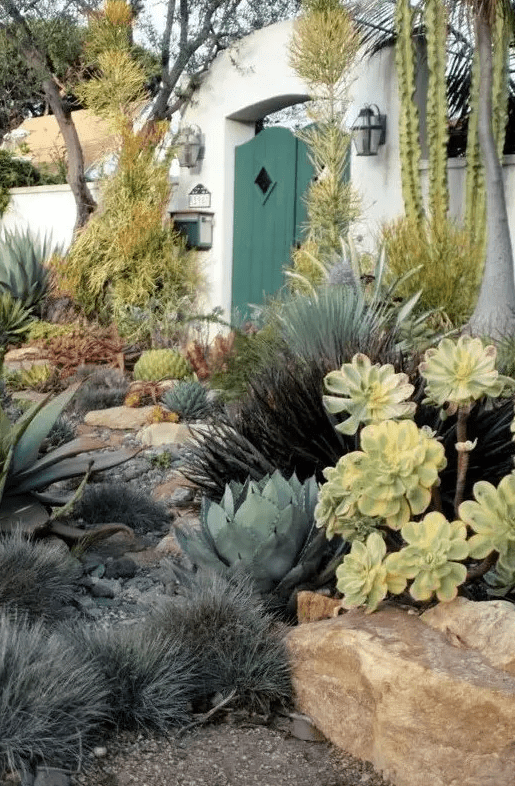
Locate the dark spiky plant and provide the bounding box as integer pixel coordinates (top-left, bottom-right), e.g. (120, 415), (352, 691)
(0, 612), (108, 777)
(60, 622), (196, 733)
(70, 367), (129, 414)
(147, 571), (293, 714)
(0, 531), (81, 622)
(74, 483), (171, 533)
(182, 360), (353, 500)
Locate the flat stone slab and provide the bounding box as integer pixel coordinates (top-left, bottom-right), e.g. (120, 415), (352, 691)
(287, 605), (515, 786)
(136, 422), (193, 446)
(84, 406), (155, 429)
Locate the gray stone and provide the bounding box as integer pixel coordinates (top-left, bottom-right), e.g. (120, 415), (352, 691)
(169, 487), (195, 506)
(34, 768), (70, 786)
(104, 557), (138, 579)
(89, 578), (117, 598)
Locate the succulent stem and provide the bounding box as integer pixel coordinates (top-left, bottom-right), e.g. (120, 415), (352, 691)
(466, 550), (498, 581)
(454, 404), (470, 515)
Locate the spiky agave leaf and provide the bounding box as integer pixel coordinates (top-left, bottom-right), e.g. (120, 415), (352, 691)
(0, 292), (34, 354)
(0, 227), (56, 312)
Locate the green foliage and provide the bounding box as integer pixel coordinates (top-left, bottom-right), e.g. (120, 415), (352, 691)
(3, 363), (55, 393)
(381, 213), (483, 325)
(0, 227), (56, 313)
(0, 292), (34, 367)
(394, 0), (423, 224)
(0, 612), (108, 774)
(316, 337), (515, 611)
(27, 320), (77, 343)
(0, 150), (63, 217)
(59, 3), (204, 327)
(323, 353), (416, 434)
(0, 384), (137, 530)
(0, 530), (80, 622)
(288, 0), (360, 274)
(149, 450), (174, 470)
(133, 348), (192, 382)
(176, 471), (343, 616)
(425, 0), (448, 221)
(147, 571), (293, 713)
(161, 380), (211, 421)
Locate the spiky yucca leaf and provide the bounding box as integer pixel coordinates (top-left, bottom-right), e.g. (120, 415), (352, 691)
(0, 292), (34, 356)
(161, 380), (211, 421)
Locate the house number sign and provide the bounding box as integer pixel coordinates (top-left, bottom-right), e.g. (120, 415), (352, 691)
(188, 184), (211, 208)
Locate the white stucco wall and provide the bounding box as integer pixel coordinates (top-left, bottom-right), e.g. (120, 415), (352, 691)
(1, 182), (100, 249)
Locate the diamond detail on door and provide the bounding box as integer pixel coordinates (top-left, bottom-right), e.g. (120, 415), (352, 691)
(255, 167), (272, 194)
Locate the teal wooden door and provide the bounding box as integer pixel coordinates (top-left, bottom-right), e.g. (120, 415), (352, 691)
(231, 126), (313, 318)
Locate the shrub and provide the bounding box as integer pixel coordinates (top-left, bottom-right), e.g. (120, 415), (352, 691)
(147, 571), (293, 713)
(0, 150), (62, 217)
(0, 531), (80, 622)
(61, 622), (196, 732)
(0, 612), (108, 774)
(381, 213), (483, 325)
(70, 366), (129, 413)
(75, 483), (170, 533)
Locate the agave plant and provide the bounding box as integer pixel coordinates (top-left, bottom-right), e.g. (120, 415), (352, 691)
(0, 227), (57, 313)
(0, 292), (35, 372)
(175, 470), (347, 617)
(161, 380), (211, 421)
(0, 383), (138, 533)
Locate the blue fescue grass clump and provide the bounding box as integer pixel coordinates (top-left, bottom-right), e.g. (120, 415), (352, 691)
(0, 612), (109, 776)
(60, 623), (197, 732)
(147, 570), (293, 714)
(74, 483), (171, 533)
(0, 532), (81, 622)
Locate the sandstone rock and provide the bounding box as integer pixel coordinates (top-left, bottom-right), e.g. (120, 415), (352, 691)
(136, 422), (192, 446)
(155, 532), (182, 556)
(287, 606), (515, 786)
(152, 474), (198, 501)
(84, 406), (155, 429)
(421, 596), (515, 676)
(297, 590), (344, 623)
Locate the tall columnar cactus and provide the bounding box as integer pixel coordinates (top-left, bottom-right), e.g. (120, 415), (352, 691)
(425, 0), (449, 221)
(464, 50), (486, 256)
(394, 0), (423, 226)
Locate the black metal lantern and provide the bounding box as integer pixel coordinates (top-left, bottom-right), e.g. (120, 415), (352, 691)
(177, 125), (203, 168)
(351, 105), (387, 156)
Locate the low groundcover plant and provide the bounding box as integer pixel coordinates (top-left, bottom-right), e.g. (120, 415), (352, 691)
(316, 336), (515, 612)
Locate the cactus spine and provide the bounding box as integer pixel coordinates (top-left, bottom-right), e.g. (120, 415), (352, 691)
(394, 0), (424, 226)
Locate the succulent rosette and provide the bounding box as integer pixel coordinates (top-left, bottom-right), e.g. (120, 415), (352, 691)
(315, 453), (366, 539)
(354, 419), (447, 530)
(419, 335), (514, 410)
(323, 353), (416, 435)
(336, 531), (407, 613)
(459, 473), (515, 560)
(385, 512), (469, 602)
(484, 543), (515, 596)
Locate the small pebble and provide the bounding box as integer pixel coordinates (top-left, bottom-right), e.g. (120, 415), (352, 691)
(93, 748), (107, 759)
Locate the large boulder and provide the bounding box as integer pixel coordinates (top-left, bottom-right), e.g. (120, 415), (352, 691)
(421, 596), (515, 676)
(287, 605), (515, 786)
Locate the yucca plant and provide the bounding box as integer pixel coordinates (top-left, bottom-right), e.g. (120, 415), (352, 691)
(175, 470), (347, 617)
(0, 227), (57, 314)
(0, 383), (138, 532)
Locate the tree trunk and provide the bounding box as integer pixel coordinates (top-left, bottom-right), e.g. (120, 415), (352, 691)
(468, 12), (515, 337)
(41, 78), (96, 232)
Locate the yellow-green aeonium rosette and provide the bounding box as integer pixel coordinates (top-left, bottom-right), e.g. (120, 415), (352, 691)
(354, 419), (447, 530)
(336, 531), (407, 613)
(386, 511), (469, 602)
(419, 335), (514, 412)
(323, 353), (416, 435)
(459, 473), (515, 561)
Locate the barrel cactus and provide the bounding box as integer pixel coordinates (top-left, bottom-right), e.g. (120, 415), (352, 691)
(133, 349), (192, 382)
(175, 470), (344, 615)
(161, 380), (210, 421)
(323, 353), (416, 435)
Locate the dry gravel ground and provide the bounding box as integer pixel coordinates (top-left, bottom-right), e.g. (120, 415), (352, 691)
(72, 719), (393, 786)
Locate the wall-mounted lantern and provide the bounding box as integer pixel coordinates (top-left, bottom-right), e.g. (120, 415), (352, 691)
(351, 105), (387, 156)
(176, 125), (204, 168)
